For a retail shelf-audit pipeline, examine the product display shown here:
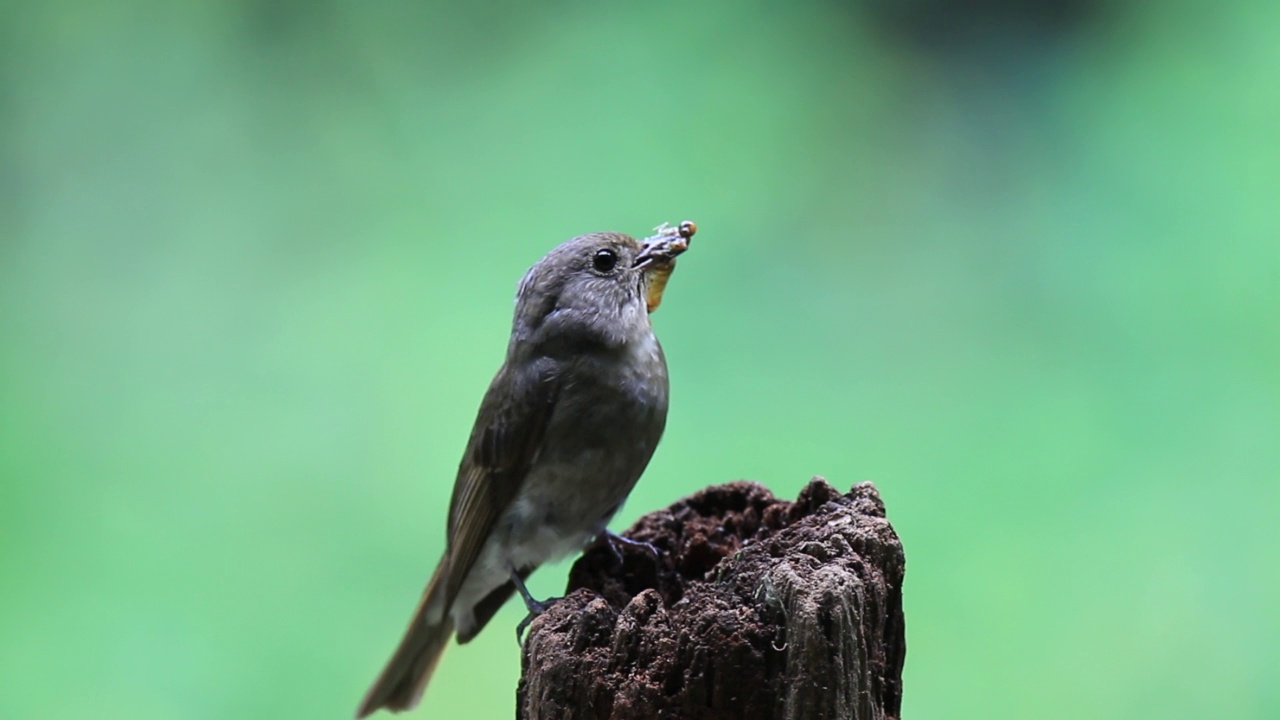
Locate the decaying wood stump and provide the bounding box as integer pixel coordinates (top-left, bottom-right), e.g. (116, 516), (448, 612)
(517, 478), (907, 720)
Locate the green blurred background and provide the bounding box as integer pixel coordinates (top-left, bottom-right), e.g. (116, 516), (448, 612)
(2, 1), (1277, 718)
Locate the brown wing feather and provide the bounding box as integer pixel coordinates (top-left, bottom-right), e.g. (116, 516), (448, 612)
(440, 362), (559, 611)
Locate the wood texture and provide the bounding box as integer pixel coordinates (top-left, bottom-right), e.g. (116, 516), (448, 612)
(518, 478), (907, 720)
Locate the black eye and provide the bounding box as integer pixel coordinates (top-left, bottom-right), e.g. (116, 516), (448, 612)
(592, 248), (618, 273)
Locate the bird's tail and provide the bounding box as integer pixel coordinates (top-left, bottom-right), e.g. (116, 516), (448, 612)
(356, 565), (455, 718)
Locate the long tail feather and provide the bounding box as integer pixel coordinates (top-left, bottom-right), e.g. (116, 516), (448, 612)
(356, 567), (455, 717)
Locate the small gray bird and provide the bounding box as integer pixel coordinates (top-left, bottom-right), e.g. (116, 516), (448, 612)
(356, 222), (696, 717)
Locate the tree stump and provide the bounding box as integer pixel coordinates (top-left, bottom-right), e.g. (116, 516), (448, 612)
(517, 478), (907, 720)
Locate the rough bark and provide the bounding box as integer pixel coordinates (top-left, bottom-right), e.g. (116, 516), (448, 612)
(517, 477), (907, 720)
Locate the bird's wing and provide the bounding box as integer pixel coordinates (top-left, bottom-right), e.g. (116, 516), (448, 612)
(441, 361), (560, 611)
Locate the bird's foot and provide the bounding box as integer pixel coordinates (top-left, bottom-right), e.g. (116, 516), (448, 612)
(510, 567), (559, 645)
(514, 596), (561, 645)
(598, 530), (660, 568)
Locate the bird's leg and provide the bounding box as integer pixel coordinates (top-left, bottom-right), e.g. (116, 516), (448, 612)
(511, 568), (559, 644)
(598, 530), (660, 568)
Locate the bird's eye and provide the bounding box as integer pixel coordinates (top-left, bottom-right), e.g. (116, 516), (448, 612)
(592, 248), (619, 273)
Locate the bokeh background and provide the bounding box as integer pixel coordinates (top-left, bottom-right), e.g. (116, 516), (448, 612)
(2, 1), (1277, 718)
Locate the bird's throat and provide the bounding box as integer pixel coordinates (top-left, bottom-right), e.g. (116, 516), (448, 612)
(645, 260), (676, 313)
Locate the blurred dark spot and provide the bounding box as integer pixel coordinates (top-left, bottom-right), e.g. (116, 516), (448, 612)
(239, 0), (329, 42)
(854, 0), (1115, 59)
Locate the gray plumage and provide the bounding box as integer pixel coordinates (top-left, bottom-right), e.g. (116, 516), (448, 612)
(357, 231), (677, 717)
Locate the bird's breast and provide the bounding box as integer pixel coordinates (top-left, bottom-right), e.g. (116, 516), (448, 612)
(494, 334), (668, 565)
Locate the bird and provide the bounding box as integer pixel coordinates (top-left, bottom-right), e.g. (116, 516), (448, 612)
(356, 221), (695, 717)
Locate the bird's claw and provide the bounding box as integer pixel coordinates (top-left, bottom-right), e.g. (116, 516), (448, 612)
(599, 530), (660, 569)
(515, 595), (560, 645)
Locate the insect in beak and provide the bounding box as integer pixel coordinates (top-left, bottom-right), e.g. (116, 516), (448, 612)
(636, 220), (696, 312)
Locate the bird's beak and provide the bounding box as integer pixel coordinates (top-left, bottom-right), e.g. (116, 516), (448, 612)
(635, 220), (696, 313)
(633, 220), (696, 271)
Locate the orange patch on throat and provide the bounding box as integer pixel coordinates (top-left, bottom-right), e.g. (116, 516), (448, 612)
(645, 260), (676, 313)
